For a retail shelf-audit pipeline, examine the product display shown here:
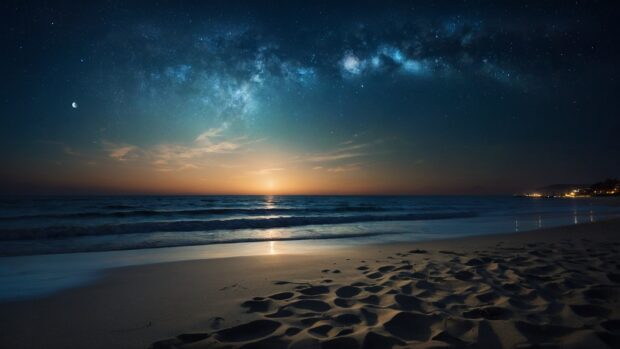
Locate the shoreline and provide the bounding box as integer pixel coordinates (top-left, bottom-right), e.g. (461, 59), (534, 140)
(2, 212), (615, 303)
(1, 218), (619, 348)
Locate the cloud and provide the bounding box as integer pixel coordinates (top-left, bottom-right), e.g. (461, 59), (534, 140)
(103, 126), (259, 172)
(295, 139), (380, 165)
(195, 126), (225, 143)
(103, 142), (141, 161)
(249, 167), (285, 175)
(303, 152), (364, 163)
(149, 139), (246, 170)
(109, 146), (138, 161)
(179, 163), (199, 171)
(288, 138), (385, 176)
(313, 163), (362, 172)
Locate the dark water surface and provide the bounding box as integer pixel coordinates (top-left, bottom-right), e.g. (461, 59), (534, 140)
(1, 195), (619, 300)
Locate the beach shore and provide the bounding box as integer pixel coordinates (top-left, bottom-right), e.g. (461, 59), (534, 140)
(1, 219), (619, 349)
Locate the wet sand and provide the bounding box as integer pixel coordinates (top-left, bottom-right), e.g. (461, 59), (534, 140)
(2, 219), (620, 349)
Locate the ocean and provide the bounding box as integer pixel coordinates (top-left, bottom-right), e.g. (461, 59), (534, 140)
(2, 195), (620, 256)
(1, 195), (619, 300)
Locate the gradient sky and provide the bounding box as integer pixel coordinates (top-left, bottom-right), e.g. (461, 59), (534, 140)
(2, 1), (619, 195)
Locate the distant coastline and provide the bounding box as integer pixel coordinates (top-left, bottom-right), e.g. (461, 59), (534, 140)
(517, 178), (620, 198)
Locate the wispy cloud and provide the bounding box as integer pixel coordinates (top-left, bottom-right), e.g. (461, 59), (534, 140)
(248, 167), (285, 175)
(195, 126), (225, 143)
(327, 163), (362, 172)
(303, 152), (363, 162)
(103, 126), (259, 172)
(314, 163), (362, 173)
(103, 142), (141, 161)
(295, 139), (379, 163)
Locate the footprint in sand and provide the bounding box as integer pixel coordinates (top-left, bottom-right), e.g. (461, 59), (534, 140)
(362, 332), (405, 348)
(607, 272), (620, 283)
(288, 300), (331, 312)
(336, 328), (354, 336)
(359, 295), (380, 305)
(285, 327), (302, 336)
(308, 324), (332, 337)
(465, 258), (487, 266)
(334, 298), (356, 308)
(583, 286), (619, 302)
(462, 306), (513, 320)
(409, 249), (427, 254)
(335, 286), (361, 298)
(151, 242), (620, 349)
(265, 308), (294, 318)
(215, 320), (281, 342)
(241, 298), (273, 313)
(334, 313), (362, 326)
(176, 333), (209, 342)
(601, 319), (620, 332)
(150, 333), (211, 348)
(384, 311), (440, 341)
(364, 285), (383, 293)
(322, 337), (358, 349)
(269, 292), (295, 300)
(569, 304), (611, 318)
(475, 290), (498, 302)
(378, 265), (396, 273)
(514, 321), (577, 342)
(298, 285), (330, 296)
(454, 270), (475, 281)
(366, 272), (383, 279)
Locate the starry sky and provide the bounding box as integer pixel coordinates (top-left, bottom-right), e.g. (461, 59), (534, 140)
(2, 0), (619, 195)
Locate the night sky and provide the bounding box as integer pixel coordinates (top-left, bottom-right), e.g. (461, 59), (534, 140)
(2, 1), (619, 195)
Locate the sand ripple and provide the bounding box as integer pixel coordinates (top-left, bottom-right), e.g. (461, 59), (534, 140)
(150, 239), (620, 348)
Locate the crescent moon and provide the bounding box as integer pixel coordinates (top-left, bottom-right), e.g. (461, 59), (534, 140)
(72, 102), (78, 109)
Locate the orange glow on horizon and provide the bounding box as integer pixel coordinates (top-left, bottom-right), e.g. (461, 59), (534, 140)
(3, 141), (513, 195)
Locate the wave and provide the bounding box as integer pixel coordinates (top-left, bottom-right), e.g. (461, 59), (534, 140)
(103, 204), (137, 209)
(0, 211), (477, 241)
(0, 231), (411, 256)
(0, 206), (392, 221)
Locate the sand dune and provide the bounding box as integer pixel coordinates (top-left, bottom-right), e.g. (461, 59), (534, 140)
(150, 236), (620, 348)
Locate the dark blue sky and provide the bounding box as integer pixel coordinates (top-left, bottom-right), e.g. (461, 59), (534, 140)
(2, 1), (619, 194)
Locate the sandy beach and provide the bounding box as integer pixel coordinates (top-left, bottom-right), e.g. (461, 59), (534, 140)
(1, 219), (619, 349)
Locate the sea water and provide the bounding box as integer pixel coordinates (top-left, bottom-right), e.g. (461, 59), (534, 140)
(1, 195), (619, 300)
